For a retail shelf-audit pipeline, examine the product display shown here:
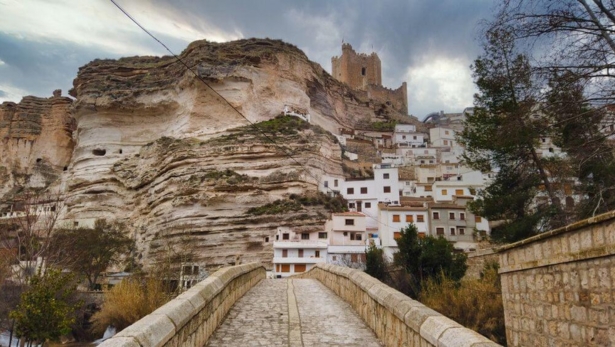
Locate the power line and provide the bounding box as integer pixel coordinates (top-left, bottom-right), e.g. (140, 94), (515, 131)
(108, 0), (393, 229)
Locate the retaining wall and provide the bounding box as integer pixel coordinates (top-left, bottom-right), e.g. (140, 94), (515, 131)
(497, 210), (615, 346)
(298, 263), (500, 347)
(99, 263), (265, 347)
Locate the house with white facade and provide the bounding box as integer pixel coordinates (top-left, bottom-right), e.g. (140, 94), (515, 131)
(341, 165), (401, 229)
(393, 124), (426, 148)
(272, 227), (327, 278)
(427, 196), (490, 251)
(430, 127), (457, 147)
(325, 212), (373, 267)
(378, 199), (430, 258)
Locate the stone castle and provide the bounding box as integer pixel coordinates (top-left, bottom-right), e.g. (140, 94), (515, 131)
(332, 43), (408, 114)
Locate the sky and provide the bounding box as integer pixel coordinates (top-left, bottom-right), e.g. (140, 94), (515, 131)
(0, 0), (497, 119)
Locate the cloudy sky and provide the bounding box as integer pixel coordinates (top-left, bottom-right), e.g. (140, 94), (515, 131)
(0, 0), (497, 119)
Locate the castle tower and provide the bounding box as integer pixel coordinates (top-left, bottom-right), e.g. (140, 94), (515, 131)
(331, 43), (408, 115)
(331, 43), (382, 90)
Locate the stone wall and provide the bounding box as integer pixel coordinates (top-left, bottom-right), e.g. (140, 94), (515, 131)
(99, 263), (265, 347)
(465, 248), (498, 279)
(497, 210), (615, 346)
(298, 263), (500, 347)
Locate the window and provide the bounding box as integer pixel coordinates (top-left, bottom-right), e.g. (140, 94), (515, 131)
(318, 232), (328, 239)
(349, 203), (355, 208)
(384, 186), (391, 193)
(351, 233), (362, 241)
(361, 67), (366, 76)
(393, 215), (400, 222)
(449, 212), (455, 220)
(402, 135), (406, 139)
(315, 250), (321, 257)
(444, 140), (448, 146)
(436, 227), (444, 235)
(282, 249), (288, 258)
(264, 237), (269, 243)
(548, 147), (554, 153)
(345, 219), (355, 226)
(459, 228), (465, 235)
(475, 216), (482, 223)
(425, 186), (433, 192)
(455, 189), (464, 195)
(445, 130), (450, 135)
(295, 264), (306, 273)
(351, 254), (358, 263)
(433, 212), (440, 220)
(298, 249), (304, 258)
(394, 232), (401, 240)
(324, 181), (329, 188)
(347, 187), (354, 194)
(417, 215), (425, 223)
(541, 138), (546, 143)
(450, 227), (456, 235)
(361, 187), (368, 194)
(413, 136), (417, 140)
(406, 215), (414, 223)
(283, 233), (289, 240)
(442, 189), (448, 195)
(460, 213), (465, 220)
(276, 235), (279, 241)
(418, 232), (426, 239)
(332, 256), (337, 261)
(383, 173), (390, 179)
(365, 202), (371, 208)
(281, 264), (290, 272)
(334, 179), (338, 187)
(301, 233), (309, 240)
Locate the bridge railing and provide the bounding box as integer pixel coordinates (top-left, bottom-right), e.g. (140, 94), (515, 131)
(297, 263), (501, 347)
(99, 262), (265, 347)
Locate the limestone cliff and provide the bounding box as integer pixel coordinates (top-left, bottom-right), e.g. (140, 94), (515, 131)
(0, 90), (75, 200)
(2, 38), (409, 269)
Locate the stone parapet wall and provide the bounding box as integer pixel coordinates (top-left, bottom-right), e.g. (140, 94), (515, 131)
(497, 210), (615, 346)
(297, 263), (500, 347)
(99, 263), (265, 347)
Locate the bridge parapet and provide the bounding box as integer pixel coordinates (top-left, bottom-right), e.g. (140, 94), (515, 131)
(298, 263), (501, 347)
(99, 263), (265, 347)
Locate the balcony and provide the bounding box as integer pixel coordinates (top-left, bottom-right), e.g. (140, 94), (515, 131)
(273, 256), (327, 264)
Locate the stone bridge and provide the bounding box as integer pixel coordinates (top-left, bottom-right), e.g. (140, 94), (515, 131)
(99, 263), (499, 347)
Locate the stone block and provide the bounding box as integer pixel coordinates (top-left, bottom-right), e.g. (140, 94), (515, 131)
(438, 327), (492, 347)
(175, 287), (207, 311)
(419, 315), (462, 346)
(404, 305), (438, 332)
(116, 314), (175, 347)
(98, 337), (141, 347)
(151, 298), (195, 329)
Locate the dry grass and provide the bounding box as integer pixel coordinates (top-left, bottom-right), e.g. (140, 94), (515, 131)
(419, 263), (506, 345)
(90, 276), (170, 335)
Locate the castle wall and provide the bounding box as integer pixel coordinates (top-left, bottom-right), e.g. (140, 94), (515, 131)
(332, 44), (407, 114)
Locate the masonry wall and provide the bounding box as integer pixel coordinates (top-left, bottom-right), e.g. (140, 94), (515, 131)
(298, 263), (500, 347)
(497, 211), (615, 347)
(98, 263), (265, 347)
(465, 248), (498, 279)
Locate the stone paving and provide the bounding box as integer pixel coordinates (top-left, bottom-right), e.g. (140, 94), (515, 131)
(205, 278), (383, 347)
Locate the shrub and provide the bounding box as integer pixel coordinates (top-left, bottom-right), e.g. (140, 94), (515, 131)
(419, 262), (506, 345)
(90, 276), (169, 335)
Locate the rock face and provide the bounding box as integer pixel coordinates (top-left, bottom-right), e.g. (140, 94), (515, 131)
(0, 91), (75, 199)
(1, 38), (410, 269)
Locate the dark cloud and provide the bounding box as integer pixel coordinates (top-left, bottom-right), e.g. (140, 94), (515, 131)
(0, 0), (497, 116)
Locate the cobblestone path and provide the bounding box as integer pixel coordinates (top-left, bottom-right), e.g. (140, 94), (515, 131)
(206, 279), (383, 347)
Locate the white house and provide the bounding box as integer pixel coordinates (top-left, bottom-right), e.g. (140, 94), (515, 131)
(393, 124), (426, 148)
(377, 200), (430, 258)
(430, 127), (456, 147)
(272, 227), (327, 278)
(341, 165), (401, 229)
(325, 212), (373, 267)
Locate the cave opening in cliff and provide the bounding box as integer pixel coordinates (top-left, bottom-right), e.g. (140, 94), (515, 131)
(93, 149), (106, 156)
(63, 166), (68, 171)
(119, 149), (123, 154)
(36, 158), (42, 163)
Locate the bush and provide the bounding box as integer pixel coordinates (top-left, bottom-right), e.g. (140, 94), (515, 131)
(419, 262), (506, 345)
(90, 276), (169, 335)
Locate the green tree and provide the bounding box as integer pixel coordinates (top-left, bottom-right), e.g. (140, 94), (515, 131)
(365, 241), (387, 282)
(10, 268), (80, 344)
(459, 28), (566, 242)
(49, 220), (133, 290)
(394, 224), (467, 298)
